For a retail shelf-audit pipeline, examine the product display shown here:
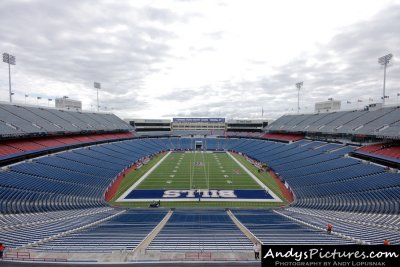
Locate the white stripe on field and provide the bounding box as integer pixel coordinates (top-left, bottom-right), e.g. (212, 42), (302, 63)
(116, 151), (172, 202)
(227, 152), (282, 202)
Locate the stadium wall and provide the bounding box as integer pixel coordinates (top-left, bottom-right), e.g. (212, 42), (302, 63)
(104, 164), (137, 202)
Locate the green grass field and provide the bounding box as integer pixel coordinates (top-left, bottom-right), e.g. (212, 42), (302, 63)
(110, 151), (289, 208)
(137, 151), (260, 190)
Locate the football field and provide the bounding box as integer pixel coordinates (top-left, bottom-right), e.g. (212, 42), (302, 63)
(116, 151), (282, 203)
(137, 151), (260, 190)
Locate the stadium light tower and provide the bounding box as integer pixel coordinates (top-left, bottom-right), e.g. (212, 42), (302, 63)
(94, 82), (101, 112)
(295, 82), (303, 113)
(378, 53), (393, 105)
(2, 53), (16, 103)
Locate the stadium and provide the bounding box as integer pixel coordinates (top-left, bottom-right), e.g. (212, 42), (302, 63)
(1, 1), (400, 266)
(0, 101), (399, 266)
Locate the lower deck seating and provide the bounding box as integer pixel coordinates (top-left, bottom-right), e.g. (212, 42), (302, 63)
(232, 210), (352, 244)
(226, 139), (400, 215)
(283, 207), (400, 231)
(0, 207), (119, 248)
(0, 138), (164, 214)
(33, 210), (167, 252)
(1, 137), (399, 250)
(148, 210), (253, 251)
(279, 208), (400, 244)
(0, 207), (113, 228)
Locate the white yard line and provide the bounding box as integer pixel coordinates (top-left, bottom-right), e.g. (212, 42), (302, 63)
(116, 151), (172, 202)
(227, 152), (282, 202)
(117, 151), (282, 203)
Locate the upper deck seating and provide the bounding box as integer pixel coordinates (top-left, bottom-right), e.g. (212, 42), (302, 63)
(0, 103), (132, 138)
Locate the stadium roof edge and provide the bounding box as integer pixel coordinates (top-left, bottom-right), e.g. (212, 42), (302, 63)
(0, 100), (114, 115)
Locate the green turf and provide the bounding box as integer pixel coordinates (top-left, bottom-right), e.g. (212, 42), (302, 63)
(231, 153), (289, 204)
(109, 151), (287, 208)
(137, 151), (260, 190)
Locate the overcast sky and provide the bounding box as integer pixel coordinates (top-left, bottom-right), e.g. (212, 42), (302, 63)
(0, 0), (399, 120)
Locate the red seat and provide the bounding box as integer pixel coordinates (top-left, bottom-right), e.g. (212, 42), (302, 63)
(263, 133), (304, 141)
(358, 144), (400, 159)
(0, 133), (134, 157)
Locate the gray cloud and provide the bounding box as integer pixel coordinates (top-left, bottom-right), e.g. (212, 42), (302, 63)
(158, 84), (231, 102)
(0, 1), (399, 120)
(0, 0), (180, 96)
(241, 5), (400, 118)
(204, 31), (225, 40)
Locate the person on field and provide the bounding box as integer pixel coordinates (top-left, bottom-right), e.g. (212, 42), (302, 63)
(383, 239), (391, 245)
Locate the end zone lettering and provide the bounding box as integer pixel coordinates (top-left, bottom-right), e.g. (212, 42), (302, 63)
(122, 189), (275, 201)
(162, 189), (237, 198)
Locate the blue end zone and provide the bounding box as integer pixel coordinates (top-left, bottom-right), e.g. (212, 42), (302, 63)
(124, 189), (274, 200)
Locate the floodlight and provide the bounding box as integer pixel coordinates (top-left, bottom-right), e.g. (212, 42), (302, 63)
(2, 52), (16, 102)
(378, 53), (393, 105)
(295, 82), (303, 113)
(94, 82), (101, 112)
